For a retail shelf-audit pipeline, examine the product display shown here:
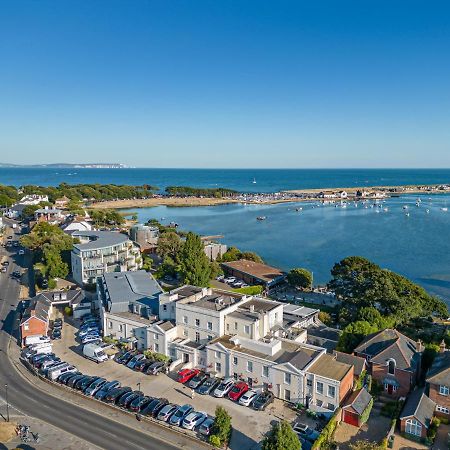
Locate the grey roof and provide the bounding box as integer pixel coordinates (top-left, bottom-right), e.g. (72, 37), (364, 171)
(35, 208), (62, 214)
(308, 353), (353, 381)
(334, 352), (367, 377)
(227, 309), (259, 322)
(283, 304), (319, 318)
(21, 295), (51, 324)
(39, 290), (83, 305)
(72, 230), (129, 250)
(307, 324), (341, 342)
(343, 388), (372, 415)
(240, 298), (282, 313)
(169, 285), (205, 299)
(426, 351), (450, 385)
(354, 329), (418, 371)
(400, 389), (436, 427)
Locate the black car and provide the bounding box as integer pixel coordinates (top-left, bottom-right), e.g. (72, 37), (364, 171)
(74, 375), (94, 390)
(94, 380), (121, 400)
(54, 318), (63, 326)
(67, 374), (86, 388)
(252, 391), (275, 411)
(79, 376), (100, 392)
(145, 361), (166, 375)
(135, 359), (153, 372)
(116, 351), (136, 364)
(118, 391), (144, 408)
(197, 377), (221, 395)
(104, 387), (132, 403)
(51, 329), (62, 340)
(129, 396), (154, 413)
(60, 372), (81, 385)
(141, 398), (168, 417)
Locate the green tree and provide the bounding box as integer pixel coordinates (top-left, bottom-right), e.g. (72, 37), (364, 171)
(0, 194), (14, 207)
(337, 321), (378, 353)
(319, 311), (333, 326)
(240, 251), (264, 263)
(21, 204), (40, 218)
(209, 406), (232, 447)
(178, 232), (212, 286)
(220, 246), (242, 262)
(287, 268), (313, 289)
(156, 231), (183, 260)
(43, 245), (69, 279)
(262, 420), (301, 450)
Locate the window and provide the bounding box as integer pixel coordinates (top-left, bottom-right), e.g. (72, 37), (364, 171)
(24, 323), (29, 331)
(195, 332), (200, 343)
(208, 335), (213, 341)
(284, 373), (292, 384)
(316, 399), (323, 407)
(195, 319), (200, 327)
(226, 323), (230, 332)
(207, 322), (213, 331)
(328, 386), (336, 398)
(437, 405), (449, 414)
(317, 381), (324, 394)
(118, 324), (123, 332)
(153, 333), (159, 340)
(284, 389), (291, 401)
(154, 343), (159, 352)
(215, 362), (222, 372)
(307, 379), (313, 387)
(233, 356), (238, 365)
(247, 361), (253, 372)
(440, 385), (450, 396)
(108, 321), (113, 329)
(183, 316), (188, 324)
(405, 419), (422, 437)
(234, 322), (238, 330)
(326, 403), (335, 411)
(244, 325), (250, 334)
(275, 312), (278, 321)
(215, 351), (221, 359)
(388, 359), (396, 375)
(262, 366), (269, 377)
(163, 304), (167, 311)
(183, 329), (188, 337)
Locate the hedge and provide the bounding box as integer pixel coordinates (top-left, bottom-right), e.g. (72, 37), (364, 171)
(312, 408), (341, 450)
(360, 397), (374, 425)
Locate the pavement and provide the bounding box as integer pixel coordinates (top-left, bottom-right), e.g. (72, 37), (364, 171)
(51, 318), (298, 449)
(0, 220), (202, 450)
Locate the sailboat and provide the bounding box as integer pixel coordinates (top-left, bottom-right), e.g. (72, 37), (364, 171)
(252, 178), (257, 184)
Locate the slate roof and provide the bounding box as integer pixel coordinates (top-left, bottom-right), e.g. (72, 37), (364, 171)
(72, 230), (129, 250)
(334, 351), (367, 377)
(426, 351), (450, 385)
(308, 353), (353, 381)
(354, 329), (419, 371)
(400, 389), (436, 428)
(342, 388), (372, 415)
(21, 295), (51, 324)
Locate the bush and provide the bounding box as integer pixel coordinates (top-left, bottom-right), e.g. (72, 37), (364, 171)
(427, 417), (440, 440)
(232, 285), (263, 295)
(312, 408), (341, 450)
(64, 306), (73, 316)
(209, 434), (222, 448)
(210, 406), (232, 447)
(48, 278), (57, 289)
(360, 398), (374, 425)
(143, 351), (170, 362)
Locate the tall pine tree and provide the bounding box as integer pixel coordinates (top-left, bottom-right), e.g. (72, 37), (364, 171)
(178, 232), (212, 286)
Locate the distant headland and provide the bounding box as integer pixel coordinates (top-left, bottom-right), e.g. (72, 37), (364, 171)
(0, 163), (128, 169)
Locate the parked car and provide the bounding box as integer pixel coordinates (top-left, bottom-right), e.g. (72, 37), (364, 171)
(213, 378), (235, 398)
(75, 375), (95, 390)
(169, 404), (193, 426)
(57, 371), (80, 384)
(182, 411), (208, 430)
(81, 334), (101, 345)
(51, 329), (62, 340)
(177, 368), (199, 384)
(134, 359), (152, 372)
(126, 354), (145, 369)
(104, 387), (132, 404)
(48, 364), (77, 381)
(79, 327), (99, 338)
(53, 318), (63, 327)
(118, 391), (144, 408)
(79, 376), (101, 392)
(188, 371), (208, 389)
(94, 380), (121, 400)
(129, 396), (153, 413)
(238, 389), (259, 406)
(142, 398), (169, 417)
(292, 423), (320, 442)
(116, 351), (136, 365)
(223, 277), (236, 284)
(157, 404), (178, 422)
(228, 381), (249, 401)
(197, 377), (220, 395)
(146, 361), (166, 375)
(298, 437), (313, 450)
(84, 378), (107, 396)
(199, 417), (215, 436)
(67, 374), (86, 388)
(252, 391), (275, 411)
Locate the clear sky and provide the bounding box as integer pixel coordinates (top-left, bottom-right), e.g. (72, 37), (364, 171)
(1, 1), (449, 168)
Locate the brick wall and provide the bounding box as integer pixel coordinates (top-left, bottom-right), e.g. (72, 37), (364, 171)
(339, 366), (355, 404)
(371, 364), (413, 398)
(429, 383), (450, 417)
(399, 417), (427, 438)
(21, 317), (48, 346)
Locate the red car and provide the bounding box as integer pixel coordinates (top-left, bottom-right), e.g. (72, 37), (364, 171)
(177, 368), (200, 384)
(228, 381), (249, 401)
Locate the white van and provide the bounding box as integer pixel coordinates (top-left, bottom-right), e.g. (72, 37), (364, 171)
(31, 344), (53, 355)
(25, 335), (50, 346)
(48, 364), (77, 381)
(83, 343), (108, 363)
(29, 341), (53, 350)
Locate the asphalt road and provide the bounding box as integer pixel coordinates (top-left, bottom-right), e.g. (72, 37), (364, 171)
(0, 223), (180, 450)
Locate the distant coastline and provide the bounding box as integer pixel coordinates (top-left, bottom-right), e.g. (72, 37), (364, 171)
(0, 163), (128, 169)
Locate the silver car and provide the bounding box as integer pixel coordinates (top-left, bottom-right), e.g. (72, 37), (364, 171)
(157, 404), (178, 422)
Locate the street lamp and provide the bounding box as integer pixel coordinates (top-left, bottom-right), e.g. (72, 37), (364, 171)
(137, 382), (141, 392)
(5, 383), (9, 422)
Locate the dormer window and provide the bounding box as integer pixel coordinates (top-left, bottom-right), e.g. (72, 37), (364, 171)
(388, 359), (396, 375)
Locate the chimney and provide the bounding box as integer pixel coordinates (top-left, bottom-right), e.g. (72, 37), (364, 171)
(440, 340), (446, 354)
(416, 339), (424, 353)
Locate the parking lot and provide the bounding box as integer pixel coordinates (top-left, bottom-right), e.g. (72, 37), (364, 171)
(51, 316), (298, 449)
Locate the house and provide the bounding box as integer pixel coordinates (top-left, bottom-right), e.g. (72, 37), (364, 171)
(61, 219), (93, 234)
(426, 341), (450, 417)
(55, 196), (70, 208)
(129, 224), (159, 252)
(354, 329), (422, 398)
(341, 388), (373, 427)
(399, 389), (436, 439)
(203, 241), (227, 261)
(19, 194), (49, 205)
(338, 191), (348, 199)
(5, 203), (27, 219)
(221, 259), (286, 289)
(334, 351), (368, 385)
(34, 206), (64, 224)
(71, 230), (142, 285)
(319, 191), (337, 199)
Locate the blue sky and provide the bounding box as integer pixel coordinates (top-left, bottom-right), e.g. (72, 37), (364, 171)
(1, 1), (449, 168)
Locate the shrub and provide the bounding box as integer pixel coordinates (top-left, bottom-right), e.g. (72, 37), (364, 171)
(48, 278), (57, 289)
(232, 285), (263, 295)
(210, 406), (232, 447)
(143, 351), (170, 362)
(360, 398), (374, 425)
(64, 306), (73, 316)
(312, 408), (341, 450)
(209, 434), (222, 448)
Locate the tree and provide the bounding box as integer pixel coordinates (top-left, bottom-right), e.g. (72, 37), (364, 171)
(209, 406), (232, 447)
(262, 420), (301, 450)
(178, 232), (212, 286)
(0, 193), (14, 207)
(318, 311), (332, 326)
(240, 251), (264, 263)
(337, 321), (378, 353)
(220, 246), (242, 262)
(43, 245), (69, 279)
(156, 231), (183, 260)
(287, 268), (313, 289)
(21, 204), (40, 218)
(349, 440), (382, 450)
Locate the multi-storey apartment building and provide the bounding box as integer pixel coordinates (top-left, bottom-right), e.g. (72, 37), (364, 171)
(71, 230), (142, 285)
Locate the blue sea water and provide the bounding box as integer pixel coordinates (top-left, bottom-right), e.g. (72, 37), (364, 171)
(0, 167), (450, 193)
(1, 167), (449, 304)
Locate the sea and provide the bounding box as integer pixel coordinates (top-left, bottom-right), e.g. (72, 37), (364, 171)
(1, 167), (450, 305)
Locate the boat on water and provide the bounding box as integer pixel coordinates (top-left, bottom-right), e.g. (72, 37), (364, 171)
(252, 178), (257, 184)
(426, 209), (430, 213)
(295, 207), (303, 212)
(405, 212), (410, 217)
(441, 207), (448, 212)
(403, 205), (408, 210)
(256, 216), (266, 221)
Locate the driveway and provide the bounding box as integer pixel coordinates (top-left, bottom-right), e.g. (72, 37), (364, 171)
(51, 319), (297, 449)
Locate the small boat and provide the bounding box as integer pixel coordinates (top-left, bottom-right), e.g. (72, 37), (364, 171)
(403, 205), (408, 210)
(405, 212), (410, 217)
(383, 207), (388, 212)
(295, 207), (303, 212)
(252, 178), (257, 184)
(441, 207), (448, 212)
(256, 216), (266, 221)
(426, 209), (430, 214)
